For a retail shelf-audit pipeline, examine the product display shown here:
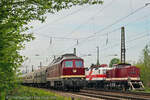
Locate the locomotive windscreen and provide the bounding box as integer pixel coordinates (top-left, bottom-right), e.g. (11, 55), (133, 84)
(63, 60), (83, 68)
(65, 61), (73, 67)
(75, 61), (83, 67)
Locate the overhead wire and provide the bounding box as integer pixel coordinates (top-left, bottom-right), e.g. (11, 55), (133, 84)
(63, 0), (115, 36)
(34, 0), (116, 56)
(95, 4), (148, 34)
(35, 0), (116, 44)
(54, 2), (150, 65)
(34, 2), (150, 57)
(87, 30), (150, 58)
(81, 32), (149, 61)
(82, 4), (149, 40)
(81, 12), (150, 43)
(102, 30), (150, 52)
(72, 14), (150, 49)
(36, 34), (79, 40)
(31, 5), (88, 32)
(36, 1), (150, 44)
(60, 4), (150, 53)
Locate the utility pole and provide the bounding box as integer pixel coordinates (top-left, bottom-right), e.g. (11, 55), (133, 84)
(74, 48), (76, 56)
(26, 65), (28, 73)
(54, 55), (56, 60)
(40, 62), (42, 68)
(96, 46), (100, 65)
(121, 27), (126, 64)
(32, 65), (34, 72)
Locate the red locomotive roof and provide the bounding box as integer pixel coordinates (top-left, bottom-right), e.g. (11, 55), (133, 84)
(100, 64), (108, 67)
(113, 63), (131, 68)
(49, 53), (83, 66)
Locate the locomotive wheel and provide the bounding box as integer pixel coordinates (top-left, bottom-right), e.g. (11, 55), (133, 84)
(122, 85), (126, 91)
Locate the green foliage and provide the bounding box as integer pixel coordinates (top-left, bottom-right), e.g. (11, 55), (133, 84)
(135, 45), (150, 87)
(0, 0), (103, 99)
(144, 87), (150, 93)
(7, 86), (73, 100)
(109, 58), (120, 67)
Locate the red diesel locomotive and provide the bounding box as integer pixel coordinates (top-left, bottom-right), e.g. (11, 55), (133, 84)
(105, 64), (144, 90)
(46, 53), (85, 91)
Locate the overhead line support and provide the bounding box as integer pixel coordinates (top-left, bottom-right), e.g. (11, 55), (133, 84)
(121, 27), (126, 64)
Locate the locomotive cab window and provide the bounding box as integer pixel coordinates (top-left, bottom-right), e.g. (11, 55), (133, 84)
(75, 61), (83, 67)
(65, 61), (73, 67)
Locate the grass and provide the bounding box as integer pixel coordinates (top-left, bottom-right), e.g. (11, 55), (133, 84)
(143, 87), (150, 93)
(6, 86), (76, 100)
(131, 87), (150, 93)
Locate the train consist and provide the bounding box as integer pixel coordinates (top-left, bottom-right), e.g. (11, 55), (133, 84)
(22, 55), (144, 91)
(85, 64), (144, 90)
(22, 54), (85, 91)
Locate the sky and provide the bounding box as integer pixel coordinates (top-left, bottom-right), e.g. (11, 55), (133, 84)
(21, 0), (150, 73)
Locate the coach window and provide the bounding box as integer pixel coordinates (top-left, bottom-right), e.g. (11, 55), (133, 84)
(75, 61), (83, 67)
(65, 61), (73, 67)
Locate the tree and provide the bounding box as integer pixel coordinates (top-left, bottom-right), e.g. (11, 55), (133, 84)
(143, 45), (150, 69)
(135, 45), (150, 87)
(0, 0), (103, 99)
(109, 58), (120, 67)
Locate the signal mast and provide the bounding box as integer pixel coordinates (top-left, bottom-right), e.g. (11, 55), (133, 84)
(121, 27), (126, 64)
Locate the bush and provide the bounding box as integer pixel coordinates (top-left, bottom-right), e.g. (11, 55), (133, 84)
(135, 45), (150, 87)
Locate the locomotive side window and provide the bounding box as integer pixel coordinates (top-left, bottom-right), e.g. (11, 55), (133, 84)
(75, 61), (83, 67)
(99, 70), (101, 74)
(65, 61), (73, 67)
(103, 69), (106, 74)
(85, 68), (89, 71)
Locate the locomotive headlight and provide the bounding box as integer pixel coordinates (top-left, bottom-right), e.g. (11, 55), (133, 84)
(73, 69), (77, 73)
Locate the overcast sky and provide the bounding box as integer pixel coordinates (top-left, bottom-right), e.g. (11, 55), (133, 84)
(21, 0), (150, 72)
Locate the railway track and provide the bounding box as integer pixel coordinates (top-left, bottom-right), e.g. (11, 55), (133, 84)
(78, 89), (150, 100)
(29, 86), (150, 100)
(76, 92), (123, 100)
